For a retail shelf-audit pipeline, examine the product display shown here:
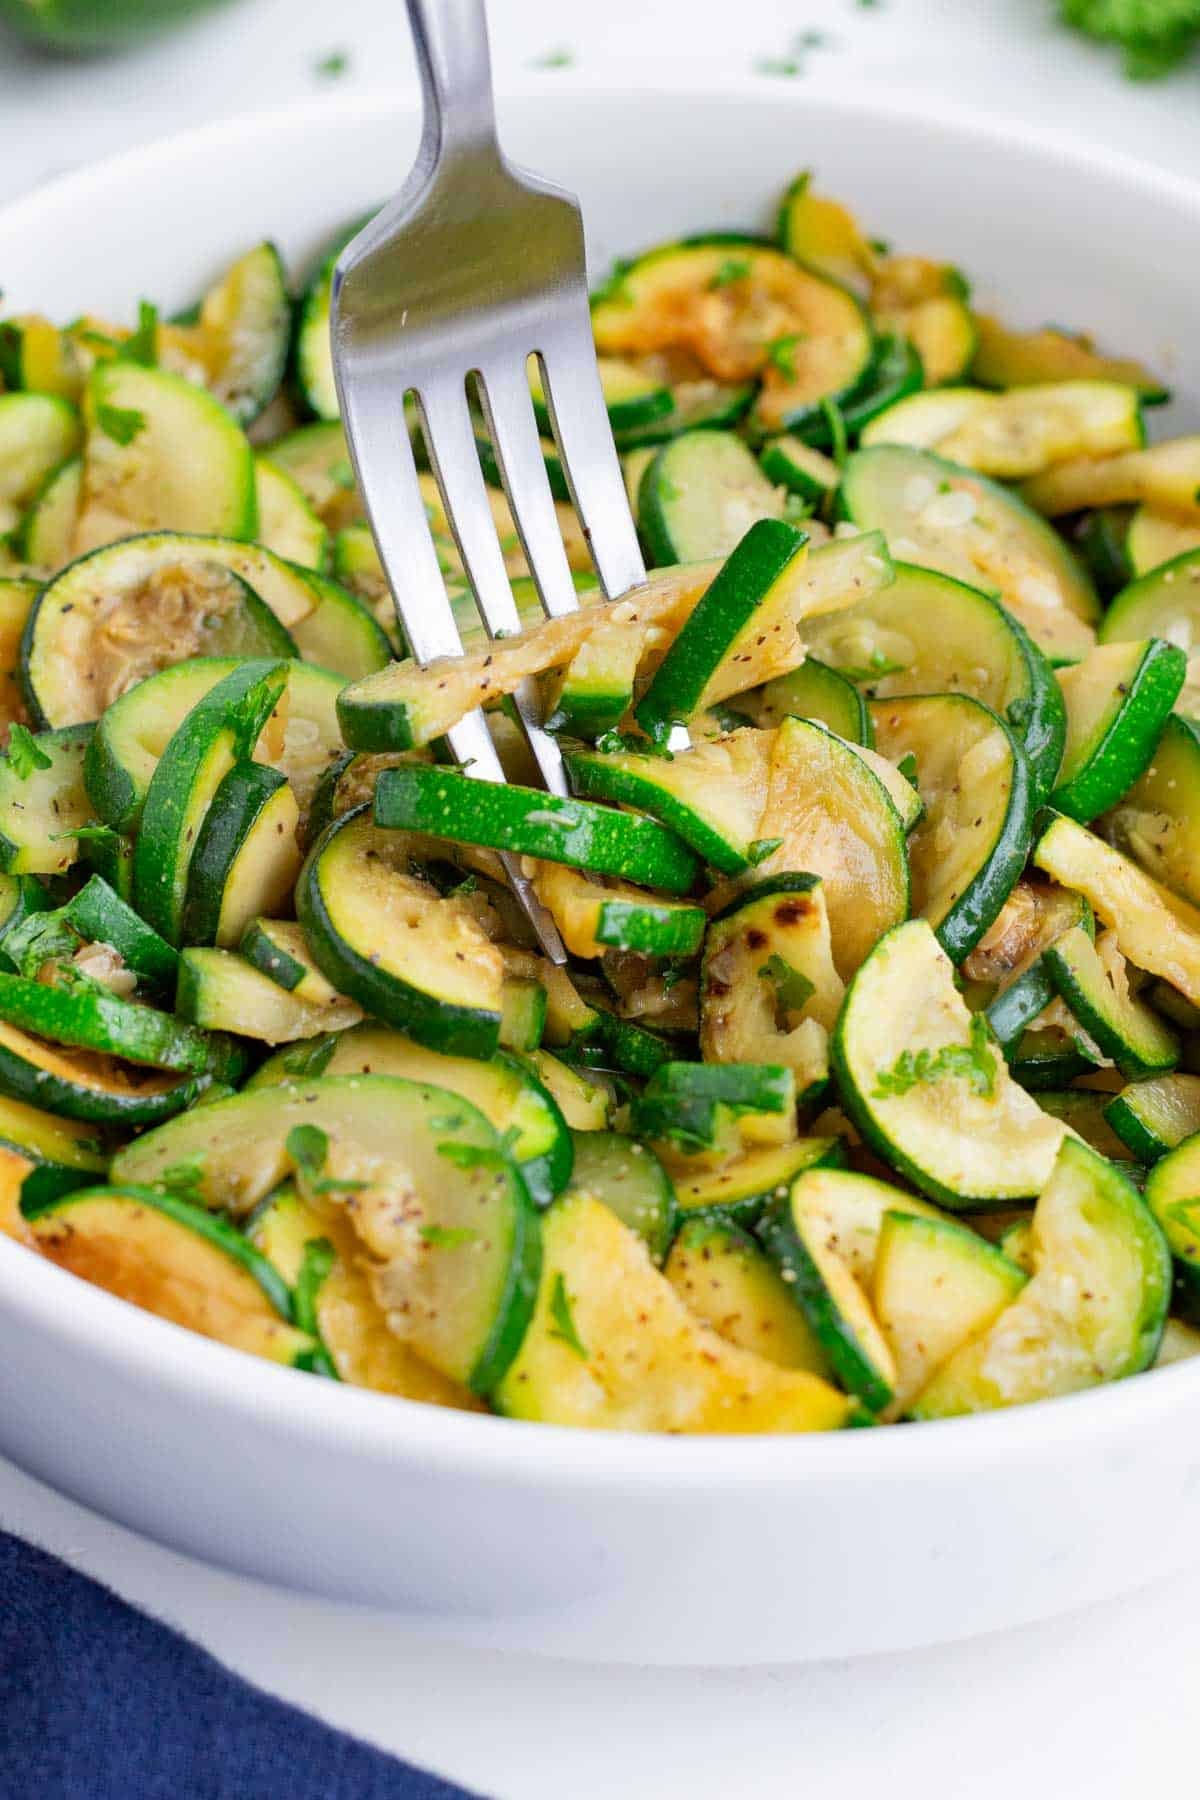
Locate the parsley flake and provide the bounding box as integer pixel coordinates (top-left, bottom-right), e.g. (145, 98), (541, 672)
(766, 333), (806, 381)
(121, 301), (158, 368)
(419, 1224), (479, 1248)
(531, 46), (574, 68)
(747, 837), (783, 866)
(286, 1123), (328, 1176)
(709, 257), (753, 291)
(6, 724), (51, 781)
(314, 49), (350, 80)
(94, 402), (146, 447)
(820, 397), (849, 466)
(547, 1272), (588, 1359)
(759, 953), (816, 1014)
(872, 1013), (997, 1101)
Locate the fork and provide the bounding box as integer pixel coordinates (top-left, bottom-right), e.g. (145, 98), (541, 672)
(331, 0), (654, 962)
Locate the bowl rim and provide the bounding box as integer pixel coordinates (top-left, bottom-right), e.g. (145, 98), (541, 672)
(3, 80), (1199, 1490)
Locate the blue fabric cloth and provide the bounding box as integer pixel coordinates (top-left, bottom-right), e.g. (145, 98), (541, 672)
(0, 1529), (480, 1800)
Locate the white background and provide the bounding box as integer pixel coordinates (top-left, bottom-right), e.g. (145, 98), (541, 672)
(3, 3), (1200, 1795)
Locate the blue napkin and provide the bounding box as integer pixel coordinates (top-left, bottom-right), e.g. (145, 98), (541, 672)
(0, 1529), (481, 1799)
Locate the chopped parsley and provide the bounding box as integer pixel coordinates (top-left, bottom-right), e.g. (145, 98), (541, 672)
(547, 1272), (588, 1359)
(94, 402), (146, 447)
(820, 396), (849, 467)
(419, 1224), (479, 1248)
(293, 1237), (336, 1335)
(313, 49), (350, 80)
(709, 257), (753, 291)
(530, 46), (574, 68)
(286, 1123), (328, 1177)
(766, 333), (806, 381)
(121, 301), (158, 368)
(872, 1012), (998, 1101)
(154, 1155), (208, 1203)
(759, 953), (816, 1014)
(837, 650), (908, 682)
(5, 723), (51, 780)
(747, 837), (783, 866)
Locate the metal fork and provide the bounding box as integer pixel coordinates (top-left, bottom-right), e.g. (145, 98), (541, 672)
(330, 0), (651, 962)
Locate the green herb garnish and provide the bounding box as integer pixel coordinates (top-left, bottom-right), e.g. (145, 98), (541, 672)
(314, 49), (350, 80)
(765, 334), (805, 381)
(547, 1272), (588, 1359)
(121, 301), (158, 368)
(759, 953), (816, 1014)
(747, 837), (783, 866)
(709, 257), (753, 291)
(94, 402), (146, 446)
(6, 724), (51, 780)
(872, 1012), (997, 1101)
(820, 396), (848, 466)
(419, 1224), (479, 1248)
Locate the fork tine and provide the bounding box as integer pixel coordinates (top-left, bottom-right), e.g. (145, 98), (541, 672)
(418, 378), (571, 798)
(475, 359), (581, 620)
(338, 380), (464, 666)
(338, 381), (567, 962)
(536, 319), (647, 600)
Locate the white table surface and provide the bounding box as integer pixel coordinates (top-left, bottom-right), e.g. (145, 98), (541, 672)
(2, 3), (1200, 1794)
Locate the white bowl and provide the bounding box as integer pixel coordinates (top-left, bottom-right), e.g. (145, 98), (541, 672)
(3, 84), (1200, 1667)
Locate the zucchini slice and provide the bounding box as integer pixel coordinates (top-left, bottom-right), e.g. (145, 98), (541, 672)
(0, 579), (36, 731)
(176, 241), (291, 427)
(527, 861), (706, 960)
(591, 240), (873, 439)
(181, 760), (302, 948)
(299, 807), (505, 1058)
(0, 1020), (209, 1125)
(638, 431), (786, 565)
(1033, 813), (1200, 1009)
(61, 873), (178, 998)
(700, 875), (844, 1103)
(0, 969), (241, 1079)
(1050, 638), (1185, 823)
(969, 314), (1167, 401)
(287, 571), (392, 681)
(245, 1184), (482, 1406)
(912, 1136), (1170, 1416)
(758, 437), (840, 505)
(338, 560), (720, 752)
(541, 612), (642, 741)
(250, 1021), (571, 1207)
(176, 948), (361, 1043)
(132, 658), (288, 944)
(495, 1192), (852, 1431)
(0, 1089), (109, 1206)
(861, 381), (1143, 478)
(839, 444), (1100, 660)
(612, 376), (758, 451)
(372, 764), (700, 895)
(759, 1175), (907, 1412)
(671, 1136), (845, 1222)
(799, 561), (1065, 805)
(0, 724), (93, 876)
(748, 656), (872, 745)
(1105, 1073), (1200, 1164)
(1005, 1021), (1101, 1091)
(78, 363), (256, 551)
(775, 171), (877, 289)
(254, 456), (328, 570)
(0, 393), (81, 538)
(112, 1073), (541, 1394)
(87, 655), (343, 834)
(561, 1129), (675, 1262)
(750, 714), (909, 978)
(963, 879), (1092, 1047)
(1126, 508), (1200, 577)
(0, 315), (82, 400)
(872, 1210), (1029, 1411)
(15, 457), (81, 575)
(635, 518), (808, 738)
(21, 534), (314, 730)
(665, 1215), (829, 1371)
(832, 919), (1070, 1207)
(870, 257), (976, 387)
(794, 333), (924, 450)
(564, 726), (772, 876)
(268, 422), (361, 531)
(1144, 1134), (1200, 1316)
(1045, 927), (1178, 1080)
(531, 356), (673, 438)
(526, 1049), (612, 1132)
(239, 917), (341, 1005)
(1020, 438), (1200, 521)
(1099, 550), (1200, 713)
(1035, 1087), (1130, 1160)
(869, 693), (1033, 962)
(24, 1184), (321, 1369)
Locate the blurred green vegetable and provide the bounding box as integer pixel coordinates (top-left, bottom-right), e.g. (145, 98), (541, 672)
(1059, 0), (1200, 75)
(0, 0), (237, 53)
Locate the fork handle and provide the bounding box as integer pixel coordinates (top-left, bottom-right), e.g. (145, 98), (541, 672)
(406, 0), (499, 161)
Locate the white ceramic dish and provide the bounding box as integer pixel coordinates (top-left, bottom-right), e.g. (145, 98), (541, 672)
(2, 84), (1200, 1666)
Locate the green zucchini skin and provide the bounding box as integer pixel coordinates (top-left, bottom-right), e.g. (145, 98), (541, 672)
(180, 760), (292, 948)
(0, 1031), (211, 1126)
(634, 517), (808, 741)
(132, 659), (288, 945)
(559, 1128), (676, 1262)
(793, 334), (924, 449)
(1050, 638), (1186, 824)
(61, 874), (178, 998)
(372, 765), (700, 895)
(0, 972), (243, 1080)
